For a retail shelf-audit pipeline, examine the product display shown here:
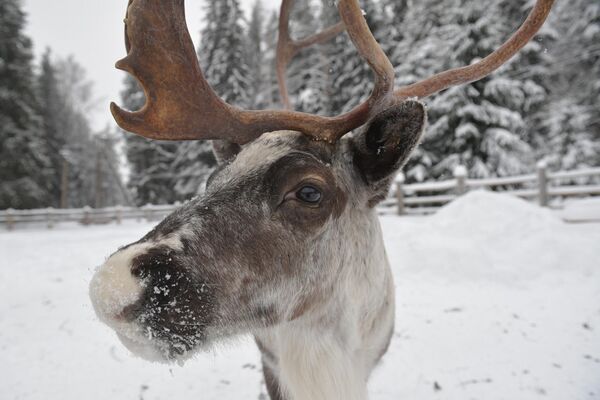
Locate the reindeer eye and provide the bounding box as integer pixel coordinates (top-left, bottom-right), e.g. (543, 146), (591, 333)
(296, 186), (322, 204)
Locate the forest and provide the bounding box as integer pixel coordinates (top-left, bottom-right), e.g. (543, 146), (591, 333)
(1, 0), (598, 209)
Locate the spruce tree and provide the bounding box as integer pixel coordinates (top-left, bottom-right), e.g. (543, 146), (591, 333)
(263, 10), (282, 108)
(121, 76), (179, 205)
(198, 0), (250, 106)
(51, 56), (125, 208)
(539, 0), (600, 170)
(37, 48), (65, 206)
(170, 0), (251, 200)
(0, 0), (52, 209)
(247, 0), (266, 109)
(334, 0), (384, 113)
(316, 0), (349, 115)
(395, 0), (543, 181)
(289, 0), (326, 114)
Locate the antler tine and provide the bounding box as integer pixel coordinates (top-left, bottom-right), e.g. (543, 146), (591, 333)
(110, 0), (380, 144)
(110, 0), (251, 143)
(338, 0), (396, 109)
(394, 0), (555, 99)
(276, 0), (345, 110)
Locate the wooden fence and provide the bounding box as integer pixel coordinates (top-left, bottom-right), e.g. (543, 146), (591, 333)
(0, 204), (179, 231)
(1, 164), (600, 230)
(386, 163), (600, 215)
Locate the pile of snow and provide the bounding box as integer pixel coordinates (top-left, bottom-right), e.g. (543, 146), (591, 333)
(382, 191), (597, 282)
(557, 196), (600, 222)
(431, 190), (563, 235)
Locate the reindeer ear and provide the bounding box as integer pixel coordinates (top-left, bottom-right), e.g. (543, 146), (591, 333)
(212, 140), (242, 164)
(352, 100), (426, 204)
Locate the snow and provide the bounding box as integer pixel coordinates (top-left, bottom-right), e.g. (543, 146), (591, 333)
(1, 192), (599, 399)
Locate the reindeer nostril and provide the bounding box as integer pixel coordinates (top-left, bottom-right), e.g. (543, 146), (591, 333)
(131, 263), (146, 279)
(116, 299), (144, 322)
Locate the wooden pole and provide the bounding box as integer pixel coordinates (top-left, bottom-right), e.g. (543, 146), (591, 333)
(46, 208), (55, 229)
(115, 206), (122, 225)
(60, 158), (69, 209)
(94, 150), (103, 209)
(537, 160), (549, 207)
(454, 165), (468, 195)
(396, 174), (405, 215)
(6, 209), (15, 231)
(82, 206), (92, 226)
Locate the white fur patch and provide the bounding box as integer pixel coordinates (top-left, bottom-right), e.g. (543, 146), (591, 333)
(227, 131), (300, 177)
(89, 243), (150, 324)
(278, 327), (368, 400)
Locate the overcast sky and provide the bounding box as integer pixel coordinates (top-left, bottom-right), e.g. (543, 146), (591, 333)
(22, 0), (281, 131)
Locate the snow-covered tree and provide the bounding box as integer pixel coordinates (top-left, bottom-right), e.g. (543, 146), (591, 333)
(0, 0), (52, 209)
(538, 0), (600, 171)
(391, 0), (552, 181)
(121, 76), (179, 205)
(246, 0), (266, 109)
(539, 100), (599, 171)
(170, 0), (251, 200)
(334, 0), (384, 113)
(262, 10), (282, 108)
(198, 0), (250, 106)
(51, 56), (126, 208)
(289, 0), (327, 114)
(37, 49), (65, 207)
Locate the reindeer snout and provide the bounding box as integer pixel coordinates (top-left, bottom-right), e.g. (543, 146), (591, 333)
(90, 241), (216, 360)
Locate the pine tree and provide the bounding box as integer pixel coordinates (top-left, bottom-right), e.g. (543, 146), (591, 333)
(0, 0), (52, 209)
(37, 48), (65, 207)
(315, 0), (349, 115)
(92, 127), (131, 208)
(263, 10), (282, 108)
(393, 0), (548, 181)
(334, 0), (384, 113)
(539, 0), (600, 170)
(198, 0), (250, 106)
(246, 0), (266, 109)
(121, 76), (179, 205)
(289, 0), (326, 114)
(170, 0), (251, 200)
(50, 56), (126, 208)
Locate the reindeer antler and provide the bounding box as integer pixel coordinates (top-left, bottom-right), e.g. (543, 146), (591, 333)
(111, 0), (555, 144)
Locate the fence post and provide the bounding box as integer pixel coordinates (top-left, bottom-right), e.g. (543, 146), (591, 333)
(454, 165), (468, 195)
(143, 204), (152, 222)
(396, 174), (405, 215)
(6, 208), (15, 231)
(537, 160), (549, 207)
(115, 206), (122, 225)
(82, 206), (92, 226)
(46, 207), (55, 229)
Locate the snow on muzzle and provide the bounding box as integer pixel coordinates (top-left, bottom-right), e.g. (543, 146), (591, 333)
(89, 241), (216, 362)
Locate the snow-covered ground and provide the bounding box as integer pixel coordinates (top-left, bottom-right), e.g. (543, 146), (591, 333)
(1, 191), (599, 400)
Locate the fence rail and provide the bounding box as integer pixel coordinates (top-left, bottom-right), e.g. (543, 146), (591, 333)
(0, 204), (180, 231)
(1, 165), (600, 230)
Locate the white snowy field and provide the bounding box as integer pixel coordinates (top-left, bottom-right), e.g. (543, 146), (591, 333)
(1, 191), (599, 400)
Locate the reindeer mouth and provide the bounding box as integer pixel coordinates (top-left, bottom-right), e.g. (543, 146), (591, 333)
(114, 327), (202, 363)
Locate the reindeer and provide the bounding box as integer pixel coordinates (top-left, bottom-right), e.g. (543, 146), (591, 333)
(89, 1), (554, 399)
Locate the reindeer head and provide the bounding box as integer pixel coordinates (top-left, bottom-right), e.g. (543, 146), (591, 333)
(89, 0), (553, 362)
